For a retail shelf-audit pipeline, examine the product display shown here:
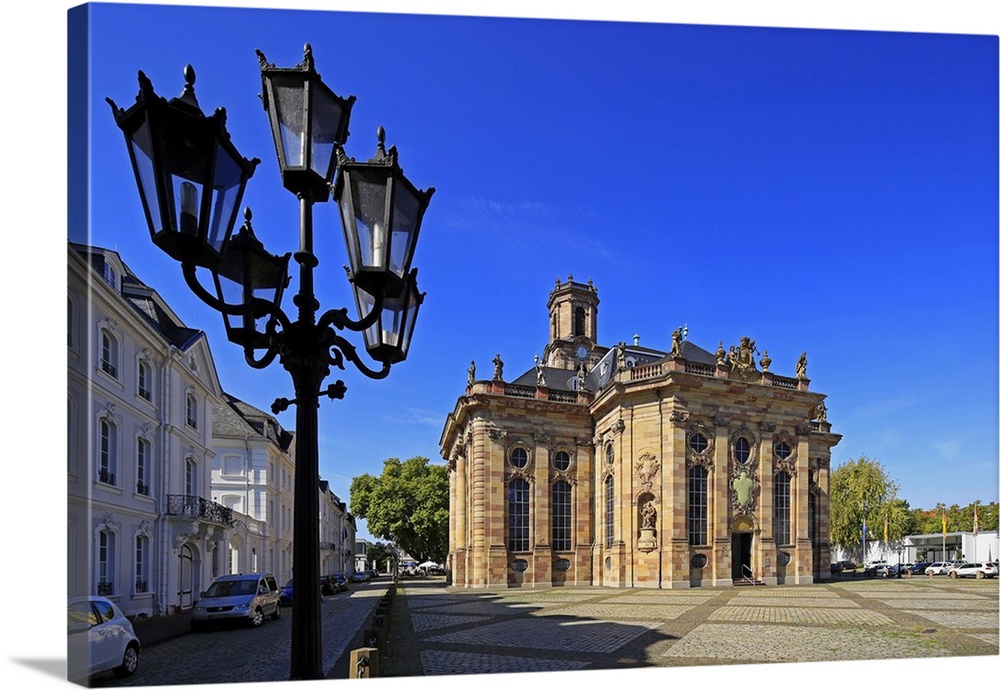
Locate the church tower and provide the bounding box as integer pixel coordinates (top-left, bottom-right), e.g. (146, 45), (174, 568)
(542, 275), (604, 370)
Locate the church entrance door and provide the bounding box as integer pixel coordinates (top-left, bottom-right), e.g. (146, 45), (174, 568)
(731, 532), (752, 581)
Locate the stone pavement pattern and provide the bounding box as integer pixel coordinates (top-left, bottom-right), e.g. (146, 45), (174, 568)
(385, 577), (998, 677)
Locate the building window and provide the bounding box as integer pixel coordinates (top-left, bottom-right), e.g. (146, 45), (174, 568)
(135, 535), (149, 593)
(97, 530), (116, 596)
(552, 480), (572, 552)
(688, 466), (708, 546)
(138, 360), (152, 401)
(100, 329), (118, 378)
(507, 478), (530, 552)
(186, 393), (198, 428)
(553, 450), (570, 472)
(689, 432), (709, 454)
(774, 441), (791, 460)
(809, 490), (816, 542)
(604, 475), (615, 549)
(734, 437), (751, 464)
(774, 471), (791, 546)
(185, 459), (197, 496)
(573, 306), (585, 336)
(509, 447), (528, 469)
(136, 438), (150, 495)
(103, 263), (117, 289)
(98, 419), (117, 485)
(605, 443), (614, 465)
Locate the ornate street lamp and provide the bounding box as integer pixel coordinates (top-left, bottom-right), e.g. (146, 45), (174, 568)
(107, 66), (259, 268)
(108, 44), (432, 681)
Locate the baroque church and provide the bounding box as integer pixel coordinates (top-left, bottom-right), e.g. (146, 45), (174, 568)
(439, 277), (841, 588)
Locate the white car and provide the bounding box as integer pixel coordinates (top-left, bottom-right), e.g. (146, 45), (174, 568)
(950, 562), (998, 579)
(925, 562), (950, 575)
(67, 596), (141, 681)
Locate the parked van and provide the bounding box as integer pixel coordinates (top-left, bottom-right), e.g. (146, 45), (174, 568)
(191, 573), (281, 630)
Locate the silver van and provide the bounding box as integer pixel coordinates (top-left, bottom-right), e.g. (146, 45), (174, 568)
(191, 573), (281, 630)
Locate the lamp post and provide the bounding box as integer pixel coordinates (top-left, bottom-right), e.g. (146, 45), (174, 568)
(108, 44), (434, 680)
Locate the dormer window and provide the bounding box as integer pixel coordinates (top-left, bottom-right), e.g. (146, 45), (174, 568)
(103, 263), (117, 289)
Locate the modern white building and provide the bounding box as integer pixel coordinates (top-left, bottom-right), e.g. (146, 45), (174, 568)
(833, 530), (1000, 566)
(68, 243), (229, 617)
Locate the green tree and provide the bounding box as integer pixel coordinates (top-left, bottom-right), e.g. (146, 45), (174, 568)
(830, 455), (904, 558)
(350, 456), (449, 564)
(365, 541), (396, 574)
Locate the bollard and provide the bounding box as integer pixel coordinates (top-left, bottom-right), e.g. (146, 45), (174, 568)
(349, 648), (379, 678)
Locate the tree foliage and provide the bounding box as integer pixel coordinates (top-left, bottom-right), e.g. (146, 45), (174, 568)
(830, 455), (907, 554)
(350, 456), (449, 564)
(911, 501), (998, 535)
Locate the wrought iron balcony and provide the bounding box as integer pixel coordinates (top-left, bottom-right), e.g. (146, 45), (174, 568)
(97, 581), (113, 596)
(166, 494), (234, 526)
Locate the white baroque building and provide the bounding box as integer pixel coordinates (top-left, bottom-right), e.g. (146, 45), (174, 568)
(68, 242), (357, 618)
(68, 243), (228, 617)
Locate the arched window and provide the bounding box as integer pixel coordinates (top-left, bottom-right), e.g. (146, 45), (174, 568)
(135, 535), (149, 593)
(100, 328), (118, 378)
(186, 393), (198, 428)
(97, 530), (116, 596)
(734, 437), (751, 464)
(138, 360), (152, 401)
(98, 418), (118, 485)
(185, 458), (197, 496)
(507, 478), (530, 552)
(604, 475), (615, 548)
(136, 437), (151, 495)
(774, 471), (791, 545)
(573, 306), (586, 336)
(688, 466), (708, 546)
(551, 480), (572, 552)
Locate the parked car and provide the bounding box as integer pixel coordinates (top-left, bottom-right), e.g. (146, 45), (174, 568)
(925, 562), (950, 576)
(279, 579), (294, 606)
(331, 573), (350, 591)
(67, 596), (141, 681)
(887, 563), (911, 577)
(191, 573), (281, 630)
(831, 560), (857, 574)
(909, 562), (930, 575)
(350, 571), (369, 583)
(865, 563), (891, 578)
(320, 575), (343, 595)
(950, 562), (998, 579)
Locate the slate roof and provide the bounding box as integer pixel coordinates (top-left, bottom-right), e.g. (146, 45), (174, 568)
(212, 392), (294, 451)
(71, 242), (203, 350)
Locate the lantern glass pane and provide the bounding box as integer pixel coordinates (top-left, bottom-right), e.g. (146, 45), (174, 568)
(389, 184), (421, 279)
(350, 176), (389, 270)
(338, 191), (361, 271)
(127, 119), (162, 234)
(206, 141), (249, 253)
(354, 286), (378, 349)
(171, 176), (204, 238)
(398, 284), (422, 357)
(273, 78), (306, 169)
(308, 89), (344, 180)
(380, 291), (406, 350)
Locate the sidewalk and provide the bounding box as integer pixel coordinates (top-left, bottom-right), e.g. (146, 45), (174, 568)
(130, 610), (193, 648)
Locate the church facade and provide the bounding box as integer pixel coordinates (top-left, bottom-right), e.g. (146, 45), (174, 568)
(439, 277), (841, 589)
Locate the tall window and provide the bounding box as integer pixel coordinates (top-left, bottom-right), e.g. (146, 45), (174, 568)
(138, 360), (152, 401)
(774, 471), (791, 545)
(100, 329), (118, 378)
(98, 530), (116, 596)
(507, 478), (530, 552)
(604, 475), (615, 548)
(98, 419), (117, 485)
(186, 393), (198, 428)
(185, 459), (197, 496)
(136, 438), (150, 495)
(573, 306), (585, 336)
(808, 490), (816, 542)
(688, 466), (708, 546)
(135, 535), (149, 593)
(552, 480), (572, 552)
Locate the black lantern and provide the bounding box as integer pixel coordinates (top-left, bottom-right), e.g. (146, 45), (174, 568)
(334, 127), (435, 299)
(212, 208), (291, 349)
(107, 66), (259, 268)
(257, 44), (355, 202)
(353, 269), (424, 364)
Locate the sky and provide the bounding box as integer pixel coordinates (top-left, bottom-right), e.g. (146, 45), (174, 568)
(4, 2), (998, 689)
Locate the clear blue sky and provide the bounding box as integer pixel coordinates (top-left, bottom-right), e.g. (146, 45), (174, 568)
(7, 2), (997, 688)
(76, 3), (997, 531)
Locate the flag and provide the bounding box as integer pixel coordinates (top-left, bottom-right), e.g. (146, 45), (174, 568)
(883, 513), (888, 543)
(973, 505), (979, 537)
(942, 510), (948, 536)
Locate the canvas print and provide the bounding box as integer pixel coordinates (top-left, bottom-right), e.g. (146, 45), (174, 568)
(64, 2), (997, 688)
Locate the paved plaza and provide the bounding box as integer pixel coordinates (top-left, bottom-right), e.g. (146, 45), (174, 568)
(385, 576), (999, 678)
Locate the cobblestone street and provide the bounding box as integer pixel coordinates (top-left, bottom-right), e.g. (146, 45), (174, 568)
(385, 576), (999, 678)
